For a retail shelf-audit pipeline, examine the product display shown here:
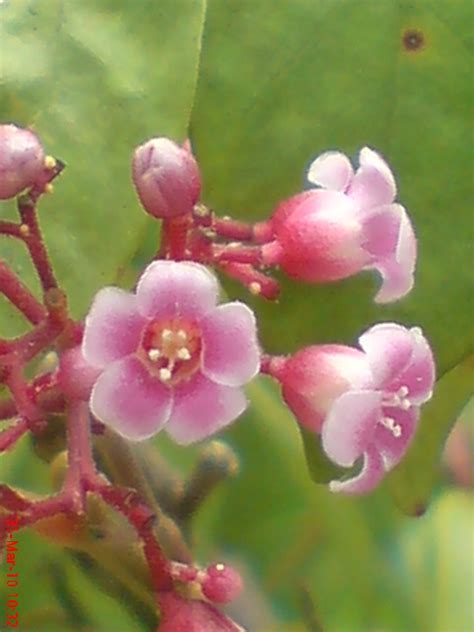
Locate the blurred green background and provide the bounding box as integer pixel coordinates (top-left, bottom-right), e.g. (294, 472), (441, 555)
(0, 1), (472, 630)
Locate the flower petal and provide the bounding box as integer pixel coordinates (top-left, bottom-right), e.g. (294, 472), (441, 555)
(201, 302), (260, 387)
(136, 260), (219, 319)
(359, 322), (415, 388)
(321, 390), (382, 467)
(90, 356), (172, 441)
(307, 151), (354, 191)
(362, 204), (405, 258)
(375, 406), (419, 470)
(359, 147), (396, 193)
(83, 288), (146, 368)
(347, 147), (397, 210)
(329, 445), (385, 494)
(392, 327), (436, 404)
(371, 257), (415, 304)
(166, 373), (247, 445)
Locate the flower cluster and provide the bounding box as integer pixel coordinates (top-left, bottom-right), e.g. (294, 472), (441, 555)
(62, 134), (433, 497)
(0, 124), (437, 631)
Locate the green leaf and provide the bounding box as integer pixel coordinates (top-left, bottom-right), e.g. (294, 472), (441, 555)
(0, 0), (206, 336)
(386, 354), (474, 515)
(299, 425), (341, 484)
(191, 0), (473, 379)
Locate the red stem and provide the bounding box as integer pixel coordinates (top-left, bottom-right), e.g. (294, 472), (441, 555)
(3, 363), (45, 432)
(219, 262), (280, 300)
(213, 244), (263, 265)
(0, 221), (23, 238)
(0, 258), (46, 325)
(159, 214), (192, 261)
(18, 202), (57, 291)
(213, 217), (273, 244)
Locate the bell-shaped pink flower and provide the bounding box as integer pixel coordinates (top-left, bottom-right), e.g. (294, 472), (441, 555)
(262, 147), (416, 303)
(273, 323), (435, 494)
(132, 137), (201, 219)
(82, 261), (260, 444)
(0, 124), (45, 199)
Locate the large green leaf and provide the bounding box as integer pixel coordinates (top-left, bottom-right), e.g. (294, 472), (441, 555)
(386, 354), (474, 514)
(190, 0), (473, 493)
(0, 0), (206, 336)
(191, 0), (473, 376)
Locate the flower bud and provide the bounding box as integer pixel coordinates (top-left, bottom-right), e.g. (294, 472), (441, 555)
(201, 563), (243, 604)
(271, 346), (371, 433)
(0, 124), (45, 199)
(57, 346), (101, 401)
(132, 137), (201, 219)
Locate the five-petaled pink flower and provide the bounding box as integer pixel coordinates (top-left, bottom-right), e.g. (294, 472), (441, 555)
(82, 261), (260, 443)
(262, 147), (416, 303)
(272, 322), (435, 494)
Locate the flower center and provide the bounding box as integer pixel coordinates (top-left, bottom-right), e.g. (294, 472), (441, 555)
(139, 318), (202, 386)
(379, 416), (402, 438)
(379, 385), (410, 437)
(382, 385), (411, 410)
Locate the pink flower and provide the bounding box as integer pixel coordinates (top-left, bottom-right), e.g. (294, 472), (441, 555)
(0, 124), (45, 200)
(82, 261), (260, 443)
(132, 137), (201, 219)
(262, 147), (416, 303)
(273, 323), (435, 494)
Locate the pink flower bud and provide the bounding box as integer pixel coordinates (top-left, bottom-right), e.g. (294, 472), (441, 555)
(0, 124), (45, 199)
(58, 346), (101, 401)
(132, 137), (201, 219)
(201, 563), (243, 604)
(273, 346), (371, 433)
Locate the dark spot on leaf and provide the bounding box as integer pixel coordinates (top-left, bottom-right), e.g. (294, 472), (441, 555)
(402, 29), (425, 52)
(412, 502), (427, 517)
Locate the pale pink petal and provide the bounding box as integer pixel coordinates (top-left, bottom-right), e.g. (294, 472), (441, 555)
(395, 204), (417, 276)
(201, 302), (260, 387)
(364, 205), (416, 303)
(321, 390), (382, 467)
(374, 407), (419, 470)
(307, 151), (354, 191)
(136, 260), (219, 319)
(390, 327), (436, 404)
(347, 148), (396, 210)
(359, 147), (396, 195)
(166, 373), (247, 445)
(90, 356), (172, 441)
(361, 204), (405, 258)
(329, 445), (385, 494)
(83, 288), (146, 368)
(359, 322), (414, 388)
(371, 257), (415, 304)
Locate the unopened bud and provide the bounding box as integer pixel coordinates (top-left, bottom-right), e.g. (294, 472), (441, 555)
(0, 124), (45, 199)
(132, 137), (201, 219)
(201, 563), (243, 604)
(57, 345), (101, 401)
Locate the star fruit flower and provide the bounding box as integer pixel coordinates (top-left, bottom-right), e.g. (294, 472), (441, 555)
(262, 147), (416, 303)
(81, 261), (260, 444)
(273, 323), (435, 494)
